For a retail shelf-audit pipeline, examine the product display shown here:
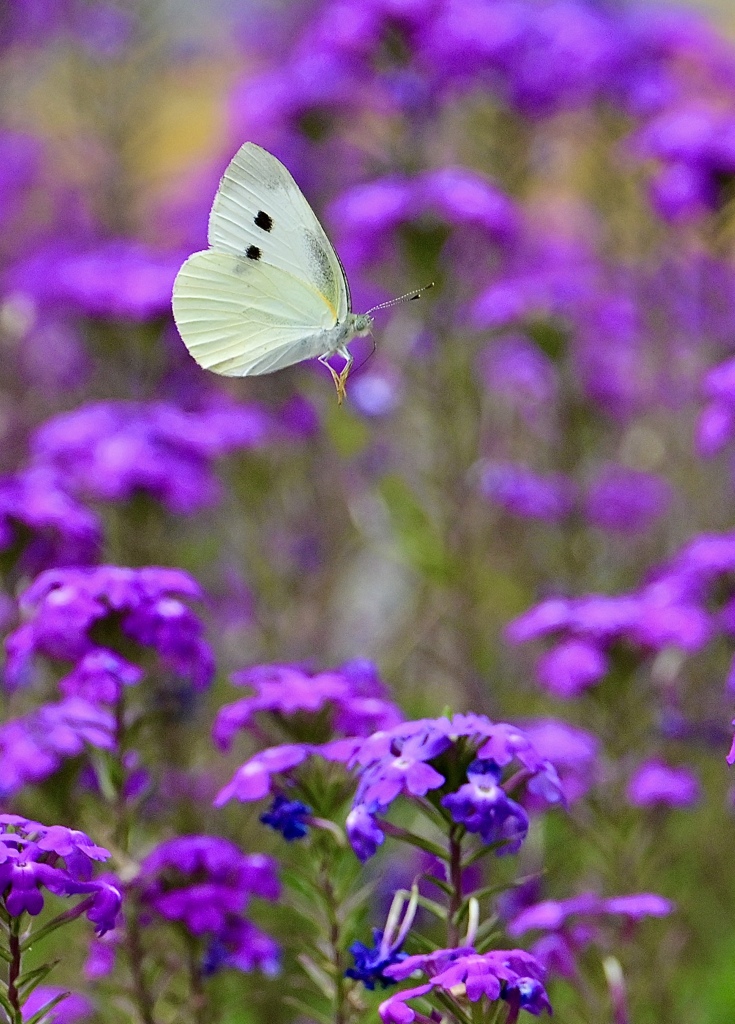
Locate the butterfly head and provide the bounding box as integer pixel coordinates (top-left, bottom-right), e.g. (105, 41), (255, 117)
(351, 313), (374, 337)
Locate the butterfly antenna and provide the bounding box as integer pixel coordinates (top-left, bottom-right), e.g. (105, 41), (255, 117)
(365, 282), (434, 315)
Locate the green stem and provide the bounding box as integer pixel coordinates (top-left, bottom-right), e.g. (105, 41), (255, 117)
(124, 902), (156, 1024)
(447, 827), (464, 947)
(7, 917), (23, 1024)
(318, 855), (348, 1024)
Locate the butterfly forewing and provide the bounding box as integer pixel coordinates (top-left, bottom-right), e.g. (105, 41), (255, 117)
(208, 143), (349, 322)
(172, 251), (339, 377)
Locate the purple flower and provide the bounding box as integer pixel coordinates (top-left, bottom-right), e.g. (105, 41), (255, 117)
(380, 947), (551, 1023)
(536, 639), (608, 698)
(441, 760), (529, 853)
(345, 803), (386, 861)
(0, 699), (114, 797)
(22, 987), (93, 1023)
(583, 465), (671, 534)
(520, 720), (599, 804)
(626, 760), (700, 808)
(476, 335), (558, 425)
(418, 167), (520, 243)
(478, 461), (575, 523)
(260, 796), (312, 841)
(0, 815), (121, 934)
(213, 660), (402, 750)
(510, 891), (674, 938)
(58, 649), (144, 703)
(213, 741), (359, 806)
(5, 565), (214, 694)
(16, 241), (187, 321)
(0, 467), (102, 575)
(202, 918), (280, 977)
(348, 715), (562, 861)
(31, 400), (272, 515)
(139, 836), (279, 975)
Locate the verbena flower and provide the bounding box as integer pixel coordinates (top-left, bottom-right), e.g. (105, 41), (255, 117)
(626, 760), (700, 808)
(31, 399), (273, 515)
(347, 715), (563, 861)
(259, 796), (312, 841)
(478, 461), (575, 523)
(0, 815), (121, 934)
(379, 946), (551, 1023)
(346, 928), (409, 990)
(22, 986), (93, 1023)
(0, 466), (101, 575)
(139, 836), (280, 975)
(509, 891), (674, 979)
(520, 720), (600, 805)
(213, 659), (403, 750)
(5, 564), (214, 693)
(0, 699), (114, 797)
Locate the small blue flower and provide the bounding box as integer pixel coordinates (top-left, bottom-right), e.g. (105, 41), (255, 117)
(346, 929), (408, 990)
(260, 795), (312, 841)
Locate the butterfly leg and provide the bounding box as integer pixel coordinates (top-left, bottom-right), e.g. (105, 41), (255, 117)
(335, 346), (354, 406)
(318, 354), (342, 396)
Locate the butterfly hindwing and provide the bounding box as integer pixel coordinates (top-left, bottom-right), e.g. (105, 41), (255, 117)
(172, 250), (339, 377)
(208, 142), (350, 322)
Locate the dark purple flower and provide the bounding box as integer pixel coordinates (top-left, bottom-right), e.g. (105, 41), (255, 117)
(260, 796), (312, 841)
(441, 760), (529, 853)
(380, 947), (551, 1023)
(345, 803), (385, 861)
(478, 461), (575, 523)
(140, 836), (279, 934)
(346, 928), (409, 990)
(626, 760), (700, 808)
(202, 918), (280, 977)
(0, 815), (121, 934)
(5, 565), (214, 694)
(31, 400), (272, 515)
(584, 465), (671, 534)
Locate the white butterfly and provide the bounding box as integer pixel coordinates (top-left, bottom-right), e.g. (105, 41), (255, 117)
(172, 142), (378, 404)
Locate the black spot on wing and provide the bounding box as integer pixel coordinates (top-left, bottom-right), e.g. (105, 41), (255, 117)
(255, 210), (273, 232)
(246, 245), (262, 260)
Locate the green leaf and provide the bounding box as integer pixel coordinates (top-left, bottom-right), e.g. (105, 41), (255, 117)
(379, 475), (455, 583)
